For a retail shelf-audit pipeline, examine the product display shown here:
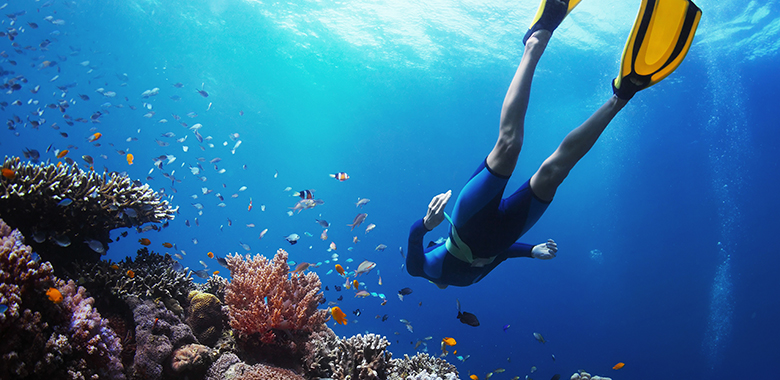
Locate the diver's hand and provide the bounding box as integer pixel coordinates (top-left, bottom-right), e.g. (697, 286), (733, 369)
(423, 190), (452, 230)
(532, 239), (557, 260)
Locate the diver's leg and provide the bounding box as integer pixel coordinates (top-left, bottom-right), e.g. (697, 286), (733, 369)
(530, 95), (628, 201)
(486, 31), (550, 178)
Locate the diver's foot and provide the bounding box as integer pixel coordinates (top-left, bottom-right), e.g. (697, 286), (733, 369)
(523, 0), (570, 45)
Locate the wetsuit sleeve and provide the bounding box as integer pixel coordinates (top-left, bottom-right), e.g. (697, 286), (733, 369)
(505, 242), (535, 258)
(406, 218), (430, 277)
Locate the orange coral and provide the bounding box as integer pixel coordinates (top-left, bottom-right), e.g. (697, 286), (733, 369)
(225, 249), (327, 343)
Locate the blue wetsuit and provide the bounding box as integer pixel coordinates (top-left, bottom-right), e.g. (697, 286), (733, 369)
(406, 160), (551, 287)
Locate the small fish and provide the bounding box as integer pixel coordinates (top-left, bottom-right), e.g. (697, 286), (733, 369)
(193, 269), (209, 279)
(503, 324), (511, 332)
(355, 260), (376, 275)
(162, 242), (173, 248)
(442, 337), (456, 346)
(397, 287), (412, 301)
(335, 264), (345, 276)
(355, 290), (370, 298)
(138, 238), (151, 246)
(85, 239), (105, 254)
(352, 279), (359, 290)
(207, 251), (214, 258)
(284, 233), (300, 245)
(320, 229), (328, 240)
(126, 153), (134, 165)
(551, 375), (561, 380)
(316, 219), (330, 228)
(239, 242), (251, 251)
(53, 235), (71, 247)
(216, 256), (228, 268)
(470, 375), (478, 380)
(612, 362), (625, 370)
(174, 253), (184, 260)
(356, 198), (370, 208)
(530, 366), (537, 373)
(330, 306), (348, 325)
(290, 262), (310, 273)
(2, 168), (16, 180)
(456, 299), (480, 327)
(127, 269), (135, 278)
(533, 332), (546, 344)
(259, 228), (268, 239)
(352, 309), (361, 316)
(375, 244), (387, 251)
(330, 172), (349, 181)
(348, 213), (368, 231)
(82, 155), (94, 165)
(87, 132), (102, 142)
(46, 287), (63, 303)
(365, 223), (376, 234)
(294, 189), (315, 199)
(56, 149), (69, 158)
(197, 89), (209, 97)
(330, 242), (337, 251)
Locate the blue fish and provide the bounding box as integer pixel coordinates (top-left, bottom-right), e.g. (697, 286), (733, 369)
(503, 324), (511, 332)
(0, 304), (8, 313)
(57, 198), (72, 206)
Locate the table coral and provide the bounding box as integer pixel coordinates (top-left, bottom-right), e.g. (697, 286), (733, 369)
(0, 156), (177, 271)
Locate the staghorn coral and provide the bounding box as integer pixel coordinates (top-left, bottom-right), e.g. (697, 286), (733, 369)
(388, 353), (459, 380)
(186, 290), (224, 347)
(304, 327), (341, 379)
(225, 248), (327, 344)
(570, 370), (612, 380)
(70, 248), (194, 316)
(331, 333), (393, 380)
(0, 156), (177, 271)
(128, 296), (196, 380)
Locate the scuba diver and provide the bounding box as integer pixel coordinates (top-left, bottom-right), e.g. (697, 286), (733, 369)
(406, 0), (702, 288)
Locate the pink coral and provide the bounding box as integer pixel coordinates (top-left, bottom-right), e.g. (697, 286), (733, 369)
(225, 249), (327, 344)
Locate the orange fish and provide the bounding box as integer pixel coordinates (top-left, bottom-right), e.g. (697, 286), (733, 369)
(207, 251), (214, 259)
(353, 236), (359, 243)
(290, 262), (310, 274)
(248, 198), (253, 211)
(330, 306), (348, 325)
(46, 287), (63, 303)
(335, 264), (345, 276)
(127, 269), (135, 278)
(320, 229), (328, 240)
(352, 279), (359, 290)
(138, 238), (151, 246)
(126, 153), (134, 165)
(87, 132), (102, 142)
(329, 172), (349, 181)
(110, 264), (120, 270)
(613, 362), (625, 370)
(162, 242), (173, 248)
(213, 270), (220, 275)
(1, 168), (15, 180)
(330, 242), (337, 251)
(57, 149), (69, 158)
(442, 337), (457, 346)
(470, 375), (478, 380)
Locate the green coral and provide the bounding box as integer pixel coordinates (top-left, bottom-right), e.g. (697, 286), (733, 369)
(186, 291), (224, 347)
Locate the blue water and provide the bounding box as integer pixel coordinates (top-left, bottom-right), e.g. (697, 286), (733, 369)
(2, 0), (779, 378)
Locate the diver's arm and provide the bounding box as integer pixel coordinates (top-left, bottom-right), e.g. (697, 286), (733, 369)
(423, 190), (452, 230)
(406, 218), (430, 275)
(506, 239), (557, 259)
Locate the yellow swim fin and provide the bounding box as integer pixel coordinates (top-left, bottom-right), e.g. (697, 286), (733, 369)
(613, 0), (702, 100)
(523, 0), (583, 45)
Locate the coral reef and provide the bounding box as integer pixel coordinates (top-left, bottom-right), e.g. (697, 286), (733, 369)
(401, 370), (459, 380)
(197, 273), (228, 302)
(389, 353), (459, 380)
(169, 343), (215, 377)
(0, 156), (177, 271)
(1, 218), (125, 379)
(186, 290), (224, 347)
(331, 333), (393, 380)
(304, 328), (341, 378)
(70, 248), (194, 316)
(570, 371), (612, 380)
(205, 352), (306, 380)
(128, 296), (196, 380)
(225, 248), (327, 344)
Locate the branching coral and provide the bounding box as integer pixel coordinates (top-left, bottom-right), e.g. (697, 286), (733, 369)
(571, 370), (612, 380)
(225, 248), (326, 344)
(331, 333), (393, 380)
(389, 353), (459, 380)
(205, 353), (305, 380)
(304, 327), (341, 378)
(0, 156), (177, 270)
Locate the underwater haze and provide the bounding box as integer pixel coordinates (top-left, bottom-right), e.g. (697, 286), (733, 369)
(2, 0), (779, 379)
